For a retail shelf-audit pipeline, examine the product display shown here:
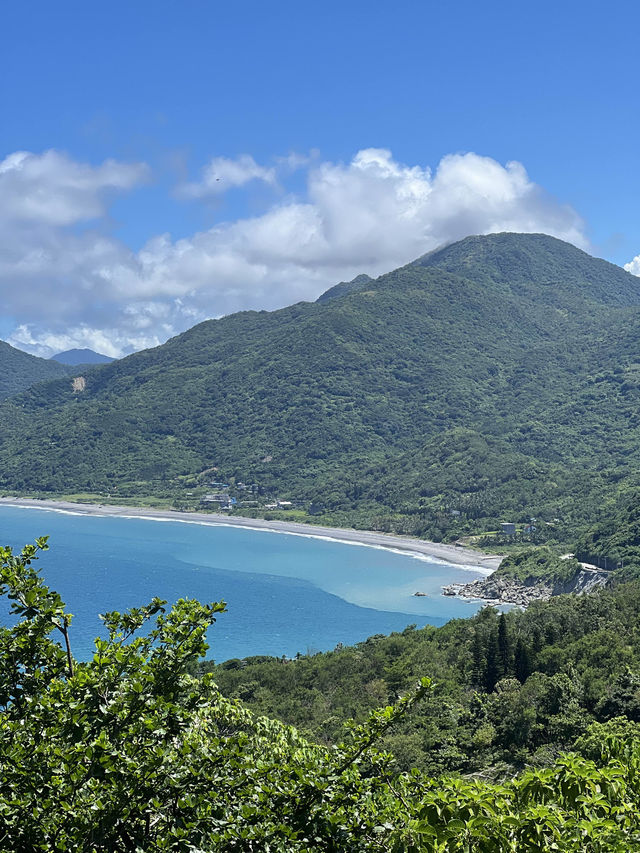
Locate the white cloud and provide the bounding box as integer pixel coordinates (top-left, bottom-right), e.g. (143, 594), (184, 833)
(177, 154), (277, 198)
(9, 324), (138, 360)
(624, 255), (640, 276)
(0, 149), (148, 226)
(0, 147), (588, 357)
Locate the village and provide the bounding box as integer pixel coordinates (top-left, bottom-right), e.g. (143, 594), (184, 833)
(195, 479), (296, 513)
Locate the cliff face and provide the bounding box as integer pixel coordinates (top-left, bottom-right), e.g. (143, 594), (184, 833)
(556, 568), (609, 595)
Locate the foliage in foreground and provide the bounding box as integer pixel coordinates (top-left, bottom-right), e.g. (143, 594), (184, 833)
(412, 738), (640, 852)
(3, 540), (640, 851)
(0, 539), (432, 851)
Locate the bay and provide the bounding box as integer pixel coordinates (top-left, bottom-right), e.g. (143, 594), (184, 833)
(0, 505), (488, 662)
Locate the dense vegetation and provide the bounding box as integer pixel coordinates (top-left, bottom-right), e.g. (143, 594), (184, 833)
(0, 339), (70, 400)
(3, 233), (640, 545)
(493, 548), (583, 586)
(207, 578), (640, 778)
(5, 539), (640, 851)
(315, 272), (373, 303)
(575, 488), (640, 573)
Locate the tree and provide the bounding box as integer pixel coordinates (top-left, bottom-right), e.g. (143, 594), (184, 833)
(514, 637), (532, 683)
(497, 613), (512, 677)
(485, 626), (501, 692)
(471, 626), (485, 688)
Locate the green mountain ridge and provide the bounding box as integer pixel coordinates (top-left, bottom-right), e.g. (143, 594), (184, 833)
(0, 339), (71, 400)
(419, 232), (640, 307)
(316, 272), (373, 302)
(2, 232), (640, 543)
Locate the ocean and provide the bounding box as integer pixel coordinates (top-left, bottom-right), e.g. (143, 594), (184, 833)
(0, 505), (489, 662)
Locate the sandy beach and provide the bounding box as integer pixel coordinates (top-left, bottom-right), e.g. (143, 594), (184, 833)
(0, 497), (502, 573)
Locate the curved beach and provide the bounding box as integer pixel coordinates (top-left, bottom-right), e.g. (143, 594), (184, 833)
(0, 497), (502, 572)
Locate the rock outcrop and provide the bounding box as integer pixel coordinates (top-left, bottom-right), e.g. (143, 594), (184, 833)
(443, 567), (609, 607)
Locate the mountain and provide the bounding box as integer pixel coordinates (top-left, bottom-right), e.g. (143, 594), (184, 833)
(51, 348), (115, 366)
(418, 232), (640, 306)
(0, 340), (71, 400)
(2, 232), (640, 541)
(316, 273), (372, 303)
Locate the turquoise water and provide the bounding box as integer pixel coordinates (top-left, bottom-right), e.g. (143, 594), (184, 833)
(0, 506), (487, 662)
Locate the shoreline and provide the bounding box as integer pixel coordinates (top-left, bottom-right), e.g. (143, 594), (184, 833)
(0, 497), (503, 573)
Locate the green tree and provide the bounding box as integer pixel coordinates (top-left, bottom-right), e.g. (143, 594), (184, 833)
(514, 637), (532, 683)
(497, 613), (512, 677)
(485, 626), (501, 692)
(471, 626), (485, 688)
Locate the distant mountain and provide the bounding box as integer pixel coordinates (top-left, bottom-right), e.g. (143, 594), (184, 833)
(2, 232), (640, 541)
(0, 340), (70, 400)
(51, 348), (114, 366)
(316, 273), (372, 303)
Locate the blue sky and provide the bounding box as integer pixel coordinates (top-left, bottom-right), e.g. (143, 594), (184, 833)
(2, 0), (640, 355)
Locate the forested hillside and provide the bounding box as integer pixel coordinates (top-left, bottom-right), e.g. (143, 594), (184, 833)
(575, 488), (640, 574)
(207, 577), (640, 778)
(2, 233), (640, 542)
(315, 272), (373, 303)
(0, 339), (70, 400)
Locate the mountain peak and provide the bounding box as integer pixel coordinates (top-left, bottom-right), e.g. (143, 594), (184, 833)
(415, 232), (640, 308)
(316, 273), (373, 303)
(51, 348), (115, 366)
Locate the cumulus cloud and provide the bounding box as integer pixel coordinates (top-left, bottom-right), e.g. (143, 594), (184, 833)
(0, 149), (148, 226)
(10, 324), (139, 360)
(624, 255), (640, 276)
(0, 147), (588, 357)
(177, 154), (277, 198)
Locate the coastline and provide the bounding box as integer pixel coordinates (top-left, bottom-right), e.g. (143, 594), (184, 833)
(0, 497), (503, 573)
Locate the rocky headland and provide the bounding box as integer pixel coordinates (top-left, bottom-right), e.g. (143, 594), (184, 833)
(442, 559), (610, 607)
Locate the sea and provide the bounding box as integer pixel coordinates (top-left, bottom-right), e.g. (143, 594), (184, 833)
(0, 505), (490, 662)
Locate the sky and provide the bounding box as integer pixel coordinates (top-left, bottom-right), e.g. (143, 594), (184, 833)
(2, 0), (640, 357)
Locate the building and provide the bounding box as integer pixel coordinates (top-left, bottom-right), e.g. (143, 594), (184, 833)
(201, 493), (236, 509)
(500, 522), (516, 536)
